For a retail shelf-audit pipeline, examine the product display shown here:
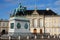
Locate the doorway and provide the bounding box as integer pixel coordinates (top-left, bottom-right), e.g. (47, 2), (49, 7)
(40, 29), (42, 34)
(1, 30), (5, 35)
(33, 29), (37, 34)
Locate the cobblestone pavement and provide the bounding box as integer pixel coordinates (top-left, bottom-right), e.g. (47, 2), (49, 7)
(0, 34), (60, 40)
(0, 38), (60, 40)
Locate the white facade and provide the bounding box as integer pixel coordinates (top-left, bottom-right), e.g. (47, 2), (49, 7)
(0, 20), (9, 34)
(24, 10), (60, 36)
(8, 17), (30, 36)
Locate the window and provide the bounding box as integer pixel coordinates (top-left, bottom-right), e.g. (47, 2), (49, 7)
(17, 23), (21, 29)
(24, 23), (28, 29)
(33, 19), (37, 27)
(3, 22), (5, 27)
(40, 19), (43, 27)
(10, 23), (14, 29)
(6, 23), (8, 26)
(5, 22), (8, 26)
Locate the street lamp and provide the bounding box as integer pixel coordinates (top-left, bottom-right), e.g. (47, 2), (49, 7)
(43, 13), (45, 35)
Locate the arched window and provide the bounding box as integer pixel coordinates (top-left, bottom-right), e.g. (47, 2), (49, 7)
(24, 23), (28, 29)
(17, 23), (21, 29)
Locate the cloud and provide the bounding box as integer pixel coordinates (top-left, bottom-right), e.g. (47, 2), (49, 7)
(54, 0), (60, 5)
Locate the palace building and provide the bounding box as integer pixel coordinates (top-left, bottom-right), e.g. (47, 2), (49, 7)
(8, 3), (60, 36)
(0, 19), (9, 35)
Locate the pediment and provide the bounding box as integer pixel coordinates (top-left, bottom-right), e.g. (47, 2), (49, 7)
(32, 10), (39, 15)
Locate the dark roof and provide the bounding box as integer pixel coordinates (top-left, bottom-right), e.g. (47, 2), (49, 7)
(24, 10), (57, 15)
(11, 9), (57, 17)
(0, 19), (9, 22)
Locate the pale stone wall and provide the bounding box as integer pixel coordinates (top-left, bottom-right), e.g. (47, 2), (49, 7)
(0, 21), (9, 34)
(26, 15), (44, 34)
(9, 20), (15, 32)
(26, 15), (60, 35)
(9, 17), (31, 36)
(14, 21), (30, 33)
(45, 16), (60, 35)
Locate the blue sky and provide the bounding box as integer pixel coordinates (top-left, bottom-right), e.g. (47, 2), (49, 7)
(0, 0), (60, 19)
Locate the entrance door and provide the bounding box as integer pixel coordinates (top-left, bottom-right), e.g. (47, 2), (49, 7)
(33, 29), (37, 34)
(40, 29), (42, 34)
(1, 30), (5, 35)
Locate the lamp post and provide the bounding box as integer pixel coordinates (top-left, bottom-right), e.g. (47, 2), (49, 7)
(43, 13), (45, 35)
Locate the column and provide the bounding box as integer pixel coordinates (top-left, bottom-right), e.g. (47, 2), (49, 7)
(33, 19), (37, 27)
(30, 19), (33, 28)
(37, 19), (40, 27)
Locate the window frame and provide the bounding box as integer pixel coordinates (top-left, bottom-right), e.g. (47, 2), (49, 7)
(10, 23), (14, 29)
(17, 23), (21, 29)
(24, 23), (28, 29)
